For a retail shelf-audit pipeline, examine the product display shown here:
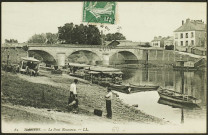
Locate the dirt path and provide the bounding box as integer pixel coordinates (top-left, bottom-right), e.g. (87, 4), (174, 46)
(1, 103), (176, 133)
(2, 103), (115, 126)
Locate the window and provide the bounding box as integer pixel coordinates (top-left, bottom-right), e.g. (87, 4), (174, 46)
(191, 32), (194, 38)
(175, 33), (178, 39)
(186, 33), (188, 38)
(181, 41), (183, 46)
(186, 41), (188, 46)
(180, 33), (183, 38)
(191, 40), (194, 45)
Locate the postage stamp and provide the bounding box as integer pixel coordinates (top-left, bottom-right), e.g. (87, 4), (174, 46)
(83, 2), (116, 24)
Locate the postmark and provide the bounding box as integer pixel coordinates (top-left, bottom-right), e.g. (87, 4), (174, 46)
(83, 2), (116, 24)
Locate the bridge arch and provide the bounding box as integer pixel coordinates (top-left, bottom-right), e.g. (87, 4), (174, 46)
(67, 50), (103, 65)
(28, 50), (57, 65)
(109, 50), (139, 65)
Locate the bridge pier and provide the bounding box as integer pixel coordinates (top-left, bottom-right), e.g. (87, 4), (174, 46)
(102, 54), (110, 66)
(56, 53), (66, 66)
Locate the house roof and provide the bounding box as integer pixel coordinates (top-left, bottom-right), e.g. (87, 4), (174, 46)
(90, 66), (121, 72)
(164, 36), (174, 41)
(174, 19), (206, 32)
(151, 36), (163, 42)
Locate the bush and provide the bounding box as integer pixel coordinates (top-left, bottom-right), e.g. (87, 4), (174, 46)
(165, 45), (174, 50)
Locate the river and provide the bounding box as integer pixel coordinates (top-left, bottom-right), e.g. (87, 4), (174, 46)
(113, 67), (206, 125)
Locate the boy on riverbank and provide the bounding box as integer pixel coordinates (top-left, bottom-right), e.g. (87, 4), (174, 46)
(105, 87), (112, 119)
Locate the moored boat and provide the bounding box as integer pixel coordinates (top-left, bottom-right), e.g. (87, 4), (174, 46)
(157, 98), (200, 109)
(68, 63), (91, 78)
(129, 83), (159, 91)
(157, 88), (201, 105)
(108, 83), (129, 94)
(87, 66), (123, 85)
(109, 83), (152, 94)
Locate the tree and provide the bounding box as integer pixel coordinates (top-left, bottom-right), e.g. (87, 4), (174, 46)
(28, 33), (46, 44)
(86, 25), (101, 45)
(105, 33), (113, 41)
(46, 33), (58, 44)
(58, 23), (101, 45)
(58, 23), (74, 44)
(5, 39), (18, 43)
(28, 33), (58, 44)
(165, 45), (174, 50)
(105, 32), (126, 41)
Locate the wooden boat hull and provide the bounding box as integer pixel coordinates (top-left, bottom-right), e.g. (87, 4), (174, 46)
(158, 89), (201, 105)
(130, 84), (159, 91)
(157, 98), (200, 109)
(109, 84), (129, 94)
(109, 83), (160, 94)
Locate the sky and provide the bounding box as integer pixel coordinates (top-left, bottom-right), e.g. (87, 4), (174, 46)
(2, 2), (207, 43)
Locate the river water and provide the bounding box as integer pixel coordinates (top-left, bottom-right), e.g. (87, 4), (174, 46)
(113, 67), (207, 126)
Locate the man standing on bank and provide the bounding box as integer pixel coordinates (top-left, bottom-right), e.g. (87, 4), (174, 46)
(105, 87), (112, 119)
(68, 79), (79, 113)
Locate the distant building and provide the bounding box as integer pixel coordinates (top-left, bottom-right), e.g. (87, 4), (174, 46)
(164, 36), (174, 48)
(151, 36), (165, 48)
(173, 18), (207, 52)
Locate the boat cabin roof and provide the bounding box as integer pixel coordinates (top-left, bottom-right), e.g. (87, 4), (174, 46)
(21, 57), (40, 62)
(90, 66), (121, 73)
(104, 71), (123, 75)
(68, 63), (91, 68)
(88, 71), (100, 74)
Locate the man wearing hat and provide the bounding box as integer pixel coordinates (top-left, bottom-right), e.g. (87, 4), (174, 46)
(105, 87), (112, 119)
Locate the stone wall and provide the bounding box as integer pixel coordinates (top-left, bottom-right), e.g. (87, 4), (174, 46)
(142, 49), (200, 67)
(1, 48), (27, 65)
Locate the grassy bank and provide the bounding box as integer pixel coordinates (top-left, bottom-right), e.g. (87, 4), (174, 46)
(1, 71), (74, 112)
(1, 70), (165, 124)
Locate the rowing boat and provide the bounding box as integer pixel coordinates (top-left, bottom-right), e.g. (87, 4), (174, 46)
(108, 84), (129, 94)
(157, 98), (200, 109)
(157, 89), (201, 105)
(129, 83), (159, 91)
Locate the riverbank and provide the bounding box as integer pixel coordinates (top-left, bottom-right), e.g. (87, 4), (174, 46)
(1, 70), (166, 125)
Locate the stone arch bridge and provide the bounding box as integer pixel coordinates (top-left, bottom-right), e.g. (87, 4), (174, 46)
(28, 45), (167, 66)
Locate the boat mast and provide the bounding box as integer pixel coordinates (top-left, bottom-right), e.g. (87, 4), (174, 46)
(180, 65), (185, 124)
(181, 70), (184, 94)
(181, 108), (184, 124)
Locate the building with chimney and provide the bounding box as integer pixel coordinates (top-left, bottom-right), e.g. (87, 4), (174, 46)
(151, 36), (165, 48)
(173, 18), (206, 54)
(151, 36), (174, 49)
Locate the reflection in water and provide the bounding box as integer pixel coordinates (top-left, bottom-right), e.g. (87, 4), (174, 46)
(157, 98), (200, 124)
(181, 108), (184, 124)
(122, 68), (206, 106)
(118, 67), (206, 125)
